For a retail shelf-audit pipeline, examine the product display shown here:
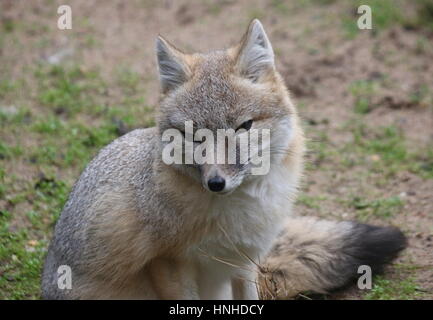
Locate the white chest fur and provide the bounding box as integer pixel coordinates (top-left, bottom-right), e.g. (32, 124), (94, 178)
(190, 163), (298, 265)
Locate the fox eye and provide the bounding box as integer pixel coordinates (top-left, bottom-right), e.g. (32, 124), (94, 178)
(236, 120), (253, 132)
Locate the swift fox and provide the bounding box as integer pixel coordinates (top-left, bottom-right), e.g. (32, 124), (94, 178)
(42, 20), (406, 299)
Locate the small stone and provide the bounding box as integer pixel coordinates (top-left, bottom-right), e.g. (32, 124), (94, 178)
(370, 154), (381, 162)
(0, 105), (18, 116)
(46, 47), (74, 65)
(27, 240), (38, 247)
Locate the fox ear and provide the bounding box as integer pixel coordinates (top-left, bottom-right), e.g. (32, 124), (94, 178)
(236, 19), (275, 82)
(156, 36), (190, 93)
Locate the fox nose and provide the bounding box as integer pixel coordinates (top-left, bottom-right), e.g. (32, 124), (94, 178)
(207, 176), (226, 192)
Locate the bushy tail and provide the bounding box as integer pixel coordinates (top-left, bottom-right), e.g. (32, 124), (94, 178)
(258, 217), (407, 299)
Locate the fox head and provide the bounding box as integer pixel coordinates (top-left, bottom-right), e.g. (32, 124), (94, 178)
(156, 19), (303, 195)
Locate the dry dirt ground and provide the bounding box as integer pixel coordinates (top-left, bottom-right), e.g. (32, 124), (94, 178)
(0, 0), (432, 299)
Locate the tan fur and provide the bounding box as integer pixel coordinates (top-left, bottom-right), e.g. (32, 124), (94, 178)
(258, 217), (346, 299)
(42, 19), (305, 300)
(42, 19), (405, 300)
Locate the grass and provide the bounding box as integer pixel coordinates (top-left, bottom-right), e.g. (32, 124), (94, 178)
(304, 129), (336, 170)
(0, 61), (152, 299)
(30, 118), (119, 169)
(365, 276), (423, 300)
(0, 106), (31, 126)
(307, 121), (427, 180)
(342, 0), (433, 38)
(342, 124), (408, 176)
(343, 123), (433, 180)
(355, 126), (407, 162)
(350, 196), (404, 221)
(296, 194), (328, 210)
(0, 79), (18, 98)
(0, 142), (23, 160)
(349, 80), (378, 114)
(0, 212), (47, 299)
(409, 146), (433, 180)
(0, 174), (70, 299)
(115, 67), (141, 94)
(402, 0), (433, 32)
(341, 0), (403, 37)
(36, 65), (102, 116)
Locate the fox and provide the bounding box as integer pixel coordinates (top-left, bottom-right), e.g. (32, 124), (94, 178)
(41, 19), (406, 300)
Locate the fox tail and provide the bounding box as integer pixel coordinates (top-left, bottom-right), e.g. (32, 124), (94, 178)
(259, 217), (407, 299)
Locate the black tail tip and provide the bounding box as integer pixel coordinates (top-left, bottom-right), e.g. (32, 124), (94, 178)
(323, 222), (408, 294)
(346, 222), (407, 273)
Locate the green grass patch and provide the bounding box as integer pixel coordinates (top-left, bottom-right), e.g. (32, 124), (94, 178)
(354, 126), (407, 164)
(0, 171), (71, 299)
(0, 167), (5, 199)
(32, 175), (70, 223)
(341, 0), (402, 38)
(0, 210), (46, 299)
(343, 0), (433, 38)
(344, 124), (409, 177)
(296, 194), (328, 209)
(116, 67), (141, 94)
(402, 0), (433, 32)
(32, 116), (65, 134)
(0, 57), (154, 300)
(36, 65), (103, 115)
(30, 120), (118, 169)
(350, 196), (404, 220)
(349, 80), (378, 114)
(411, 147), (433, 179)
(365, 276), (423, 300)
(0, 107), (31, 126)
(0, 79), (18, 98)
(346, 123), (433, 180)
(305, 130), (335, 170)
(0, 142), (23, 160)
